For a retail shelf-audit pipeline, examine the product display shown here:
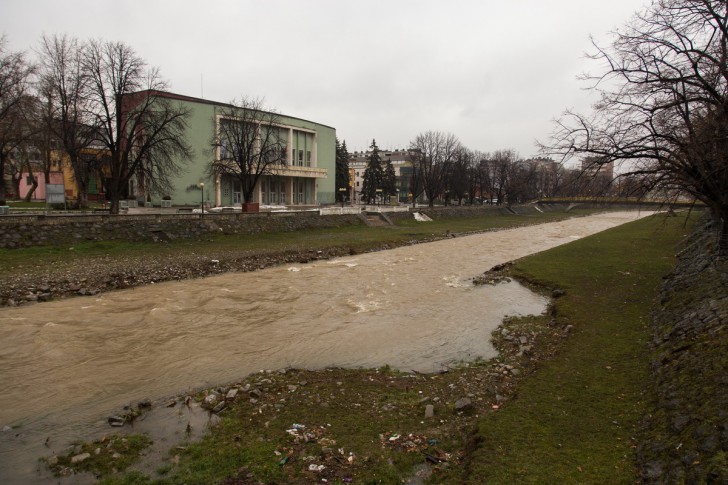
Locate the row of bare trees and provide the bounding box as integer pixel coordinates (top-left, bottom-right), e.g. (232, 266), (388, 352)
(0, 37), (36, 204)
(405, 131), (630, 208)
(0, 34), (191, 213)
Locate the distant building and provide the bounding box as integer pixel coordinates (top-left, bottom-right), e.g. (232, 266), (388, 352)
(13, 144), (109, 204)
(348, 148), (415, 203)
(522, 157), (559, 199)
(581, 157), (614, 180)
(124, 91), (337, 208)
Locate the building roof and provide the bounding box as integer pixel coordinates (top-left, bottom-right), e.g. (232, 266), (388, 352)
(125, 89), (336, 131)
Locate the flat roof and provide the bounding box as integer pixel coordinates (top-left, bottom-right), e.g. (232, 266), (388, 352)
(126, 89), (336, 131)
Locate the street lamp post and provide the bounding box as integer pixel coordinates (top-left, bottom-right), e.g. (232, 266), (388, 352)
(199, 182), (205, 217)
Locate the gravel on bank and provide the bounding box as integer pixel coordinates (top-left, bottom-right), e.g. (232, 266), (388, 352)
(1, 236), (451, 307)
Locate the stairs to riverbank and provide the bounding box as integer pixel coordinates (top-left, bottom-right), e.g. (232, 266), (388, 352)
(359, 212), (393, 227)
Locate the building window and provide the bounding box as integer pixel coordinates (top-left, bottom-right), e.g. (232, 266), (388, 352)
(219, 141), (229, 160)
(298, 149), (304, 166)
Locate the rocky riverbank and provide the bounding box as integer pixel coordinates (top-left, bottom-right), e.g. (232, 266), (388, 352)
(638, 217), (728, 483)
(1, 236), (450, 307)
(1, 246), (349, 306)
(43, 285), (571, 484)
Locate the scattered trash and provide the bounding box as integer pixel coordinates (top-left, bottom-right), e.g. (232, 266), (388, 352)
(107, 415), (125, 427)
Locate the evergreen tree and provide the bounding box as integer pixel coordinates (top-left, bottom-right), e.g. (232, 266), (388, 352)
(383, 159), (397, 201)
(334, 138), (350, 203)
(361, 139), (383, 204)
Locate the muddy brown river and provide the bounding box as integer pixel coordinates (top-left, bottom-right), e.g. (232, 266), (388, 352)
(0, 211), (652, 482)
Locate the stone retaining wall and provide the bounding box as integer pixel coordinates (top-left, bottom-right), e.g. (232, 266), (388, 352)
(0, 202), (654, 249)
(638, 217), (728, 483)
(0, 205), (531, 249)
(0, 212), (364, 249)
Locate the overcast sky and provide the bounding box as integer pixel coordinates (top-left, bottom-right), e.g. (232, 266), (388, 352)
(2, 0), (650, 158)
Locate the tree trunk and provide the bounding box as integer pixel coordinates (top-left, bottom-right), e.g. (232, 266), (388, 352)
(0, 155), (6, 205)
(23, 176), (38, 202)
(77, 190), (89, 209)
(10, 171), (21, 201)
(77, 180), (89, 209)
(108, 183), (120, 214)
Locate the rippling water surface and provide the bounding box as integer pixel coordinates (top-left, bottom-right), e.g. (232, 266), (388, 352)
(0, 211), (651, 483)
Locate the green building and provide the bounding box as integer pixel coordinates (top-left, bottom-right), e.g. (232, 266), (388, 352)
(141, 91), (336, 208)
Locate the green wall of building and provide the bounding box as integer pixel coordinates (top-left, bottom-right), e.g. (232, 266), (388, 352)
(155, 93), (336, 207)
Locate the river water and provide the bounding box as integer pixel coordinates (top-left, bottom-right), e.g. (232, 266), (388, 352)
(0, 211), (651, 482)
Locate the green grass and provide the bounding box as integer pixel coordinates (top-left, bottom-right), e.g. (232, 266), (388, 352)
(4, 200), (107, 209)
(446, 212), (696, 484)
(47, 434), (153, 479)
(98, 367), (472, 484)
(6, 201), (48, 208)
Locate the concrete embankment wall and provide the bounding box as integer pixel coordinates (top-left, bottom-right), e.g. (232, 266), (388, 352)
(638, 217), (728, 483)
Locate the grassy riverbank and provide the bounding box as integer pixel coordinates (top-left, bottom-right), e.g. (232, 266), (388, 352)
(39, 210), (694, 484)
(445, 212), (695, 483)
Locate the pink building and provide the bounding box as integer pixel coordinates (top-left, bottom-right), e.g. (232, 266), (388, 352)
(18, 171), (64, 201)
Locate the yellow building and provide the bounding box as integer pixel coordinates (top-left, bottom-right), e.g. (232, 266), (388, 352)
(49, 148), (110, 203)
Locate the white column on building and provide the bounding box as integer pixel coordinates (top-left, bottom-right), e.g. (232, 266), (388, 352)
(313, 134), (318, 167)
(215, 174), (221, 207)
(286, 178), (293, 205)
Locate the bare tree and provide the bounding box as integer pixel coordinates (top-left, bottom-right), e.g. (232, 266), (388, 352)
(409, 131), (461, 207)
(544, 0), (728, 252)
(84, 39), (192, 213)
(37, 34), (99, 208)
(447, 147), (471, 205)
(407, 148), (425, 208)
(17, 96), (46, 202)
(489, 149), (519, 205)
(211, 97), (287, 208)
(0, 37), (35, 205)
(475, 152), (495, 204)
